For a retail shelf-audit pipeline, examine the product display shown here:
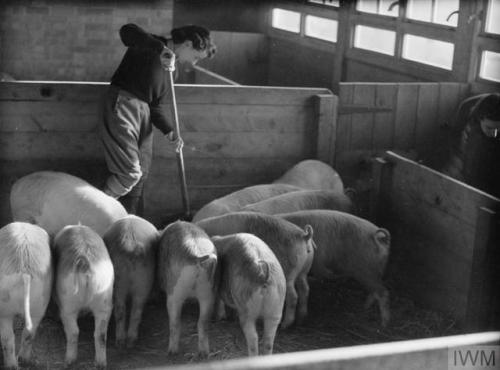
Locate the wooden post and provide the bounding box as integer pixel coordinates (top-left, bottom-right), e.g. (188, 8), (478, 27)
(465, 206), (500, 331)
(315, 94), (337, 167)
(331, 0), (354, 94)
(370, 156), (392, 224)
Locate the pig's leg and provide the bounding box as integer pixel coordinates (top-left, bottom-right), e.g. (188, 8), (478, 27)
(0, 317), (17, 369)
(113, 288), (127, 348)
(261, 316), (280, 355)
(281, 280), (298, 329)
(215, 298), (227, 321)
(196, 291), (214, 357)
(18, 313), (43, 364)
(127, 293), (148, 348)
(295, 273), (310, 324)
(239, 314), (259, 357)
(60, 310), (80, 367)
(375, 288), (390, 327)
(92, 304), (112, 370)
(166, 293), (185, 355)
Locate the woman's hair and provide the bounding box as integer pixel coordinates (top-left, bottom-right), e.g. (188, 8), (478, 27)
(171, 25), (216, 58)
(471, 93), (500, 121)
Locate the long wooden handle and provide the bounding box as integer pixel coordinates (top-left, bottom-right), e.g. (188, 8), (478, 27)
(167, 70), (191, 218)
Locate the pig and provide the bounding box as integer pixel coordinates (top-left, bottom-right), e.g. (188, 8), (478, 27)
(192, 184), (302, 222)
(277, 210), (391, 326)
(102, 215), (159, 348)
(0, 222), (53, 370)
(158, 221), (218, 356)
(241, 189), (354, 215)
(53, 225), (114, 369)
(273, 159), (345, 193)
(10, 171), (127, 237)
(196, 212), (315, 328)
(212, 233), (286, 356)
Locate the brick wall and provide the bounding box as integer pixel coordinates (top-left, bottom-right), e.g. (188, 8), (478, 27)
(0, 0), (173, 81)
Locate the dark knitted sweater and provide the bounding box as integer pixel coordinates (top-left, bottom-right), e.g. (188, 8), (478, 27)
(111, 23), (174, 135)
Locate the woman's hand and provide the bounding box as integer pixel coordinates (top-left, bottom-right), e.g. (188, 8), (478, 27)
(160, 46), (176, 71)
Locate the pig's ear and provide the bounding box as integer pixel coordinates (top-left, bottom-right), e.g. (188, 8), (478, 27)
(303, 224), (314, 241)
(374, 228), (391, 246)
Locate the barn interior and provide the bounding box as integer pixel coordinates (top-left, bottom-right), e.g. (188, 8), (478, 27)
(0, 0), (499, 369)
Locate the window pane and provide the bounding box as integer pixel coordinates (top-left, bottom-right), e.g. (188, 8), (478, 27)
(305, 15), (338, 42)
(486, 0), (500, 34)
(434, 0), (459, 26)
(354, 25), (396, 55)
(402, 34), (454, 69)
(357, 0), (378, 14)
(480, 50), (500, 82)
(308, 0), (340, 7)
(272, 8), (301, 33)
(407, 0), (432, 22)
(379, 0), (399, 16)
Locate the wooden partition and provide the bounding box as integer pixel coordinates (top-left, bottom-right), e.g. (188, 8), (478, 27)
(371, 151), (500, 329)
(335, 82), (470, 180)
(0, 81), (335, 227)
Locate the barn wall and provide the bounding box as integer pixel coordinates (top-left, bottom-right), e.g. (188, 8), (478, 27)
(0, 81), (334, 227)
(0, 0), (174, 81)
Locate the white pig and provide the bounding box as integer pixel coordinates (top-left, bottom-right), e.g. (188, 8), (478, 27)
(196, 212), (314, 328)
(10, 171), (127, 237)
(273, 159), (344, 193)
(192, 184), (302, 222)
(158, 221), (218, 356)
(277, 210), (391, 326)
(0, 222), (53, 370)
(103, 215), (158, 348)
(241, 189), (354, 215)
(53, 225), (114, 369)
(212, 233), (286, 356)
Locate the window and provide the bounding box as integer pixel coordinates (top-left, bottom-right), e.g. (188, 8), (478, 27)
(305, 15), (338, 42)
(271, 8), (301, 33)
(480, 51), (500, 82)
(357, 0), (399, 17)
(354, 25), (396, 55)
(402, 34), (454, 70)
(308, 0), (339, 7)
(406, 0), (459, 27)
(485, 0), (500, 34)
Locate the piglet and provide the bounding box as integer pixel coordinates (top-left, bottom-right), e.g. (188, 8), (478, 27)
(53, 225), (114, 369)
(103, 215), (158, 348)
(0, 222), (53, 370)
(212, 233), (286, 356)
(158, 221), (217, 356)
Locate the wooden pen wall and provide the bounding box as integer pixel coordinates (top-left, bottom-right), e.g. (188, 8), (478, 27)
(0, 81), (335, 227)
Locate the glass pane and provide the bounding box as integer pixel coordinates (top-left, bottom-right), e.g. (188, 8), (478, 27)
(379, 0), (399, 16)
(272, 8), (301, 33)
(434, 0), (459, 26)
(357, 0), (378, 14)
(480, 50), (500, 82)
(402, 34), (454, 69)
(407, 0), (432, 22)
(486, 0), (500, 34)
(305, 15), (338, 42)
(308, 0), (340, 6)
(354, 25), (396, 55)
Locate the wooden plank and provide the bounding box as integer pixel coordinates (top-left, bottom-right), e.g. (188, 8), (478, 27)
(315, 94), (336, 165)
(415, 84), (439, 149)
(147, 333), (500, 370)
(437, 83), (462, 128)
(373, 84), (397, 150)
(335, 83), (354, 170)
(350, 84), (376, 151)
(466, 207), (500, 331)
(393, 84), (419, 151)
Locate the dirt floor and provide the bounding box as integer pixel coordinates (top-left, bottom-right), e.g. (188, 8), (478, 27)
(5, 275), (459, 370)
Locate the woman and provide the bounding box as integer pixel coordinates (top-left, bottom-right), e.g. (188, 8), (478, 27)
(101, 23), (216, 214)
(444, 93), (500, 198)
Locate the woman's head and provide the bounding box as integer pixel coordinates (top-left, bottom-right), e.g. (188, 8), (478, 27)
(472, 93), (500, 138)
(171, 25), (216, 65)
